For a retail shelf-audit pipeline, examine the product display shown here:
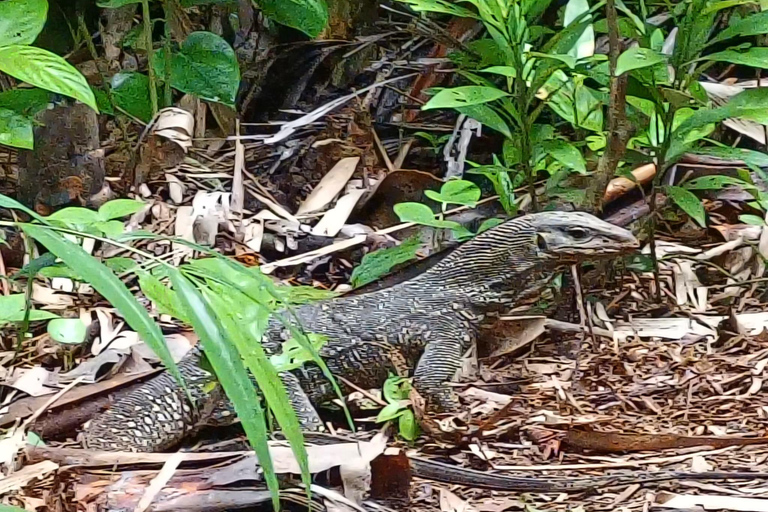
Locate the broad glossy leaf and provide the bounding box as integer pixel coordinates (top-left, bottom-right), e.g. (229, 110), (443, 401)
(98, 199), (145, 221)
(425, 180), (481, 207)
(564, 0), (594, 59)
(0, 0), (47, 46)
(0, 294), (58, 325)
(670, 88), (768, 159)
(376, 402), (406, 422)
(683, 175), (756, 191)
(19, 224), (187, 397)
(48, 207), (99, 226)
(276, 285), (339, 304)
(0, 88), (51, 116)
(478, 217), (504, 233)
(97, 0), (141, 6)
(541, 140), (586, 173)
(666, 185), (706, 227)
(48, 318), (87, 344)
(0, 107), (33, 149)
(479, 65), (517, 77)
(350, 236), (420, 288)
(740, 214), (765, 226)
(423, 86), (509, 110)
(257, 0), (328, 38)
(111, 72), (153, 122)
(456, 104), (512, 138)
(529, 52), (577, 69)
(398, 409), (419, 441)
(393, 202), (461, 230)
(692, 146), (768, 168)
(708, 11), (768, 46)
(0, 504), (28, 512)
(395, 0), (478, 19)
(702, 47), (768, 69)
(169, 270), (281, 510)
(0, 45), (97, 111)
(154, 32), (240, 106)
(181, 0), (236, 4)
(615, 47), (665, 76)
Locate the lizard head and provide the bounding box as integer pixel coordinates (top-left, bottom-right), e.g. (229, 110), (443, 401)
(529, 211), (639, 262)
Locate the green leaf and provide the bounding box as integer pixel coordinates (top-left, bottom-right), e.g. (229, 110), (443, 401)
(398, 409), (419, 441)
(93, 220), (126, 239)
(393, 202), (464, 230)
(0, 0), (48, 46)
(683, 175), (755, 191)
(200, 284), (311, 499)
(529, 52), (577, 69)
(702, 47), (768, 69)
(98, 199), (145, 221)
(541, 140), (586, 173)
(269, 332), (328, 371)
(0, 45), (98, 112)
(0, 107), (33, 149)
(395, 0), (478, 19)
(615, 47), (665, 76)
(708, 11), (768, 46)
(276, 284), (339, 305)
(350, 236), (421, 288)
(692, 146), (768, 168)
(456, 104), (512, 139)
(478, 218), (504, 233)
(425, 180), (481, 207)
(665, 186), (706, 227)
(422, 86), (509, 110)
(0, 192), (48, 223)
(105, 257), (138, 273)
(180, 0), (237, 5)
(169, 270), (282, 510)
(670, 88), (768, 160)
(257, 0), (328, 38)
(47, 318), (87, 344)
(0, 505), (29, 512)
(0, 294), (58, 325)
(19, 224), (188, 399)
(478, 65), (517, 77)
(97, 0), (141, 6)
(138, 271), (189, 323)
(376, 401), (406, 422)
(564, 0), (594, 60)
(48, 207), (100, 226)
(154, 32), (240, 106)
(0, 88), (51, 116)
(111, 72), (154, 122)
(740, 214), (765, 226)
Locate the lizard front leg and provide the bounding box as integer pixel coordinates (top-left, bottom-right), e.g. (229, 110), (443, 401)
(412, 326), (470, 413)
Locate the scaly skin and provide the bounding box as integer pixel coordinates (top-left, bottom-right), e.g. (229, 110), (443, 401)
(82, 212), (638, 451)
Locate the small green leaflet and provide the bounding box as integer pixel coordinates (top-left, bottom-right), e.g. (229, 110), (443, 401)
(615, 47), (665, 76)
(665, 185), (706, 227)
(423, 86), (509, 110)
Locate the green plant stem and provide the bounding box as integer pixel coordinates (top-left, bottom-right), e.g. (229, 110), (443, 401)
(143, 0), (159, 116)
(162, 0), (173, 107)
(12, 234), (35, 365)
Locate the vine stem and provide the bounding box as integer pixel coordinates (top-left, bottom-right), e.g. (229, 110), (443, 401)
(143, 0), (159, 115)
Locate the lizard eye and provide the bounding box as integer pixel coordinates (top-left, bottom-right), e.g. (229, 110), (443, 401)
(568, 227), (589, 240)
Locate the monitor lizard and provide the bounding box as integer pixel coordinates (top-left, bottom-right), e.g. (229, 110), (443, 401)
(81, 211), (639, 452)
